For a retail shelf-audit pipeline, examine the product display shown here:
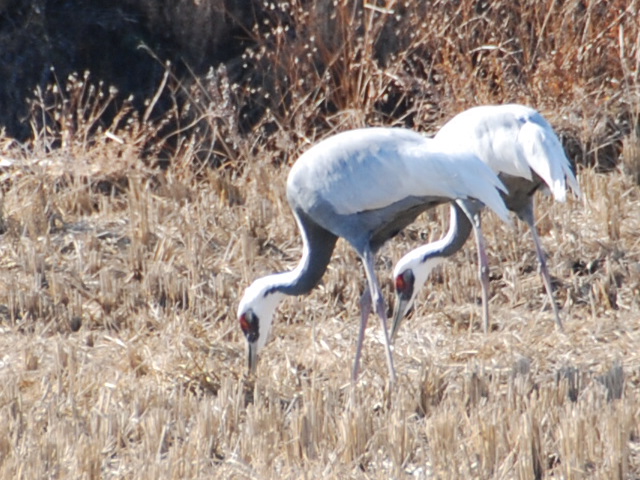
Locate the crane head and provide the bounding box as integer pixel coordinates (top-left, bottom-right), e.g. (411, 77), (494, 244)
(237, 278), (284, 374)
(390, 253), (444, 341)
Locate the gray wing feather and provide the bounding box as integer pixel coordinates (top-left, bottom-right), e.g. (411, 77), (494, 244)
(287, 128), (510, 222)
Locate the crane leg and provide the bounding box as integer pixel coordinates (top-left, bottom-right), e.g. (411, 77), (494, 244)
(458, 200), (492, 333)
(527, 220), (564, 331)
(359, 248), (397, 384)
(470, 214), (491, 333)
(352, 287), (371, 382)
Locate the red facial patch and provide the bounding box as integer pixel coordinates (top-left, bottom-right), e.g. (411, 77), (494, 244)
(239, 314), (250, 333)
(395, 274), (406, 292)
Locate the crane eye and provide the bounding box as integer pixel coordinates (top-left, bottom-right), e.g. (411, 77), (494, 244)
(239, 310), (260, 342)
(395, 274), (406, 292)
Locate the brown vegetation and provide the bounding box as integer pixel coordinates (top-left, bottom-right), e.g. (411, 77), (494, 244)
(0, 0), (639, 478)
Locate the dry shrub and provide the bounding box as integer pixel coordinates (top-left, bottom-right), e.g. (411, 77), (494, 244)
(233, 1), (639, 161)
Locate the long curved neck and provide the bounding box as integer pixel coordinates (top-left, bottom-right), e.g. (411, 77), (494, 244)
(268, 209), (338, 297)
(420, 203), (473, 261)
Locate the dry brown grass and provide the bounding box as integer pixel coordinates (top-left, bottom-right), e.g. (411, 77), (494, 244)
(1, 1), (640, 479)
(1, 125), (639, 478)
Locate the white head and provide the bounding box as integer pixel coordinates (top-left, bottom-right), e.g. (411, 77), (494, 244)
(237, 276), (285, 374)
(390, 250), (445, 341)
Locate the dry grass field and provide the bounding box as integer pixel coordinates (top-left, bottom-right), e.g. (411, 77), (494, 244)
(1, 1), (640, 479)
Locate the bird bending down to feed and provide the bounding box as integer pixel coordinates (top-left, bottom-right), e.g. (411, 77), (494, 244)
(237, 127), (511, 383)
(391, 104), (582, 340)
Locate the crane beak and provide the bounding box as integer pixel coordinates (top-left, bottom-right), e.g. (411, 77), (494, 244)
(247, 342), (258, 375)
(390, 297), (410, 342)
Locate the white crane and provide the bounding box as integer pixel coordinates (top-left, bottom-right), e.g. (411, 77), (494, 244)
(390, 104), (581, 339)
(237, 127), (511, 383)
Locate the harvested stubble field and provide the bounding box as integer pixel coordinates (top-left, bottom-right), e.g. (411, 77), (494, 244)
(1, 1), (640, 479)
